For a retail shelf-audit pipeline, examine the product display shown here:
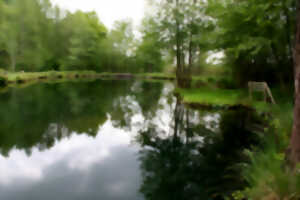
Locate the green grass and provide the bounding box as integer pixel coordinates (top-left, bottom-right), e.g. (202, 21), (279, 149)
(176, 84), (292, 111)
(176, 87), (250, 107)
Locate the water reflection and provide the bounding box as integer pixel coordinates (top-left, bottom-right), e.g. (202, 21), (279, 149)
(0, 80), (163, 156)
(0, 80), (163, 200)
(137, 99), (261, 200)
(0, 129), (142, 200)
(0, 80), (263, 200)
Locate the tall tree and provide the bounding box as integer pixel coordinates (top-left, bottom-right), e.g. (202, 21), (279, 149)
(135, 17), (164, 73)
(60, 11), (107, 71)
(0, 0), (54, 71)
(289, 0), (300, 168)
(100, 20), (135, 72)
(0, 1), (19, 71)
(149, 0), (210, 87)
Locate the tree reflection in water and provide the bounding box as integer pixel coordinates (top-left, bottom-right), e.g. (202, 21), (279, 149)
(0, 80), (264, 200)
(138, 97), (262, 200)
(0, 80), (164, 156)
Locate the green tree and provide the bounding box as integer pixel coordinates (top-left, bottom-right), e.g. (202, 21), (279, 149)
(207, 0), (296, 86)
(96, 20), (137, 73)
(147, 0), (211, 87)
(135, 17), (164, 73)
(60, 11), (107, 71)
(0, 0), (54, 71)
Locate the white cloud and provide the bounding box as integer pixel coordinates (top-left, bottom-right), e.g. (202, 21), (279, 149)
(0, 120), (134, 185)
(50, 0), (145, 29)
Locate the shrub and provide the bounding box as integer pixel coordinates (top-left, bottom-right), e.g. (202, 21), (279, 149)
(217, 77), (236, 89)
(242, 148), (300, 200)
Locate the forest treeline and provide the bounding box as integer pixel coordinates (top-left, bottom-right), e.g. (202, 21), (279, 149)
(0, 0), (164, 73)
(0, 0), (296, 86)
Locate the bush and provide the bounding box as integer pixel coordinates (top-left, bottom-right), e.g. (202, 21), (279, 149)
(217, 77), (236, 89)
(241, 148), (300, 200)
(207, 77), (216, 84)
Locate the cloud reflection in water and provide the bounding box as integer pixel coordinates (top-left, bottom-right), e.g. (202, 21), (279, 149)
(0, 120), (143, 200)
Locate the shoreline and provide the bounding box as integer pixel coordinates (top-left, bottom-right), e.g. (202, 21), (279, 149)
(0, 71), (176, 86)
(0, 70), (282, 112)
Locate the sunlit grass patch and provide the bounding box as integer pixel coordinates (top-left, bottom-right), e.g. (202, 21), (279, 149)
(176, 85), (291, 113)
(176, 87), (248, 106)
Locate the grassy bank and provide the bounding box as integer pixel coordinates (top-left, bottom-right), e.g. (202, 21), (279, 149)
(176, 85), (293, 139)
(0, 70), (98, 84)
(175, 86), (272, 111)
(176, 87), (247, 106)
(0, 70), (175, 86)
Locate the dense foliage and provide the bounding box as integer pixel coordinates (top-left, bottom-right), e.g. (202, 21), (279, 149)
(141, 0), (296, 87)
(0, 0), (164, 73)
(206, 0), (296, 85)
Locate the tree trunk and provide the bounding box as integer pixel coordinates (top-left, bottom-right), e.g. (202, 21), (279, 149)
(283, 2), (294, 67)
(270, 42), (286, 90)
(10, 53), (16, 72)
(188, 34), (193, 69)
(174, 0), (191, 88)
(288, 0), (300, 168)
(175, 0), (181, 77)
(175, 0), (185, 87)
(188, 0), (196, 70)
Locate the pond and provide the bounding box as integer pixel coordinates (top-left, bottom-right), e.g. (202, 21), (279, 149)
(0, 80), (262, 200)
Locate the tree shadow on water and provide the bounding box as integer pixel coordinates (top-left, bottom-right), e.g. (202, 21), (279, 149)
(137, 97), (262, 200)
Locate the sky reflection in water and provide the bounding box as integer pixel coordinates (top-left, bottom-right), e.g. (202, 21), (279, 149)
(0, 120), (143, 200)
(0, 81), (176, 200)
(0, 80), (246, 200)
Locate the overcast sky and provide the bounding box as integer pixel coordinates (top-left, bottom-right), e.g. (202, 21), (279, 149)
(50, 0), (146, 29)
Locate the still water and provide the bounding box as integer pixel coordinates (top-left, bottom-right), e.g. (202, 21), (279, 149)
(0, 80), (261, 200)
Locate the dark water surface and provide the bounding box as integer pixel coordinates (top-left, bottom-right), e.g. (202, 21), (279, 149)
(0, 80), (261, 200)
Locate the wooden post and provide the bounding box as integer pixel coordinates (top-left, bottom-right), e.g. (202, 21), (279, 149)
(248, 82), (252, 100)
(263, 85), (267, 102)
(248, 81), (276, 104)
(265, 84), (276, 104)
